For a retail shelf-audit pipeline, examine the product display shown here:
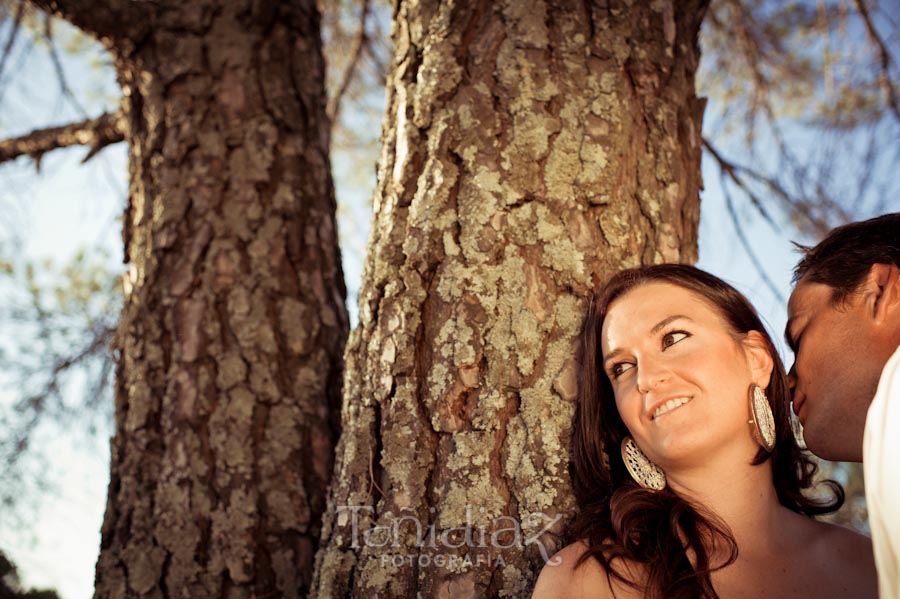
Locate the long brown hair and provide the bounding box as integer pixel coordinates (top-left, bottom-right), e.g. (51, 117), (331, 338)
(570, 264), (842, 599)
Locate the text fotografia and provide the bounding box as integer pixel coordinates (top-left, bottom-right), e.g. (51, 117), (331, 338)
(336, 504), (562, 567)
(377, 552), (506, 569)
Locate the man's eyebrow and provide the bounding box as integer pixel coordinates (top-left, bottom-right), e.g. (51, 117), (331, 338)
(602, 315), (692, 366)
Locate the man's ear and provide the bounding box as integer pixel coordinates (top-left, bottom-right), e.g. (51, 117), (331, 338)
(865, 263), (900, 324)
(743, 330), (774, 389)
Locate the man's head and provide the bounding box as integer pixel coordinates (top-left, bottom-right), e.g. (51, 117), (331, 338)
(786, 212), (900, 462)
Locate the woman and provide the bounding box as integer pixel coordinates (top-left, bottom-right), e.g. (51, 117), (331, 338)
(533, 264), (875, 599)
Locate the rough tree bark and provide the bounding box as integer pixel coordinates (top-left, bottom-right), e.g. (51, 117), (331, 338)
(312, 0), (708, 597)
(30, 1), (348, 597)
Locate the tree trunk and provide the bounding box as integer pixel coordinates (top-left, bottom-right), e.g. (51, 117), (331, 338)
(311, 0), (707, 597)
(28, 1), (348, 596)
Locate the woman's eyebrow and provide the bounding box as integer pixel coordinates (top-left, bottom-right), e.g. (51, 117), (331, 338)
(650, 314), (692, 334)
(602, 347), (622, 367)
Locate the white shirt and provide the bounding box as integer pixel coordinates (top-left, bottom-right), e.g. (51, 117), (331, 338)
(864, 344), (900, 599)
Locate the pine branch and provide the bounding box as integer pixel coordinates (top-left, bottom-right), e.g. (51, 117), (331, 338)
(702, 137), (838, 238)
(718, 167), (785, 304)
(852, 0), (900, 126)
(327, 0), (370, 128)
(27, 0), (153, 44)
(0, 111), (125, 167)
(0, 0), (26, 82)
(702, 137), (778, 228)
(44, 11), (88, 119)
(6, 320), (115, 465)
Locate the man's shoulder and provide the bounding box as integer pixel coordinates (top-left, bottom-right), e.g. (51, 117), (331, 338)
(863, 343), (900, 511)
(882, 343), (900, 377)
(865, 343), (900, 434)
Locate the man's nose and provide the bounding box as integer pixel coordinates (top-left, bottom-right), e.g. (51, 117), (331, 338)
(787, 365), (797, 395)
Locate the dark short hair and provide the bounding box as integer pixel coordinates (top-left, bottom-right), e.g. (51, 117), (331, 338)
(793, 212), (900, 303)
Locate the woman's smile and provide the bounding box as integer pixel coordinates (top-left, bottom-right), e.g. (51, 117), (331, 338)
(651, 396), (693, 420)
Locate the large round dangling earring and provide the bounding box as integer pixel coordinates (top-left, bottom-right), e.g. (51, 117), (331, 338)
(749, 384), (776, 451)
(621, 436), (666, 491)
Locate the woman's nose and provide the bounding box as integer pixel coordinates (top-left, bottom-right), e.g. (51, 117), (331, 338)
(636, 359), (670, 394)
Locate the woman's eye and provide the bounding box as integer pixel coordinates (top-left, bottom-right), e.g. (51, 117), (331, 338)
(662, 330), (690, 349)
(611, 362), (634, 378)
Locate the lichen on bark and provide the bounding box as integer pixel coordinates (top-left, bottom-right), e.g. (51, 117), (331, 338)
(312, 0), (707, 597)
(32, 1), (353, 597)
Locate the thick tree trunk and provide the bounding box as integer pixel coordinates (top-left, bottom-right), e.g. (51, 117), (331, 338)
(311, 0), (707, 597)
(26, 1), (349, 597)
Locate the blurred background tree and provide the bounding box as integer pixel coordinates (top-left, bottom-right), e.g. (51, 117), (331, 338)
(1, 550), (61, 599)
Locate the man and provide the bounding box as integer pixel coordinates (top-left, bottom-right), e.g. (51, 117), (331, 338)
(786, 212), (900, 598)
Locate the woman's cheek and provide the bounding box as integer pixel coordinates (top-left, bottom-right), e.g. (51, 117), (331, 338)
(615, 389), (642, 427)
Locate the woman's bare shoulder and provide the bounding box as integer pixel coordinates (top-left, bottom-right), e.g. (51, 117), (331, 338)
(803, 517), (872, 554)
(803, 517), (877, 593)
(531, 541), (638, 599)
(531, 541), (611, 599)
(813, 519), (875, 567)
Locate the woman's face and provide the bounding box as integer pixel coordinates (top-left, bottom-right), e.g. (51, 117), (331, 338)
(600, 282), (772, 469)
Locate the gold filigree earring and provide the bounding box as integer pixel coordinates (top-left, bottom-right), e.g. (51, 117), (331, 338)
(749, 384), (776, 451)
(621, 436), (666, 490)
